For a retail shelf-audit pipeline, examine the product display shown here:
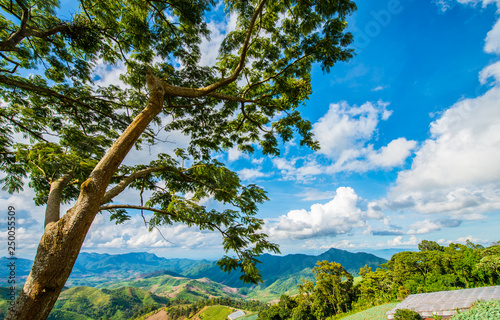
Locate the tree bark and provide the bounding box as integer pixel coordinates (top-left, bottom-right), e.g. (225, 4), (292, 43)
(44, 171), (74, 228)
(5, 72), (165, 320)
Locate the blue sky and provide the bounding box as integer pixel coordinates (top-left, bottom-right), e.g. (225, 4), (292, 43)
(2, 0), (500, 260)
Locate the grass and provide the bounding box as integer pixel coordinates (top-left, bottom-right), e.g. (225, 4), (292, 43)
(334, 303), (399, 320)
(197, 305), (235, 320)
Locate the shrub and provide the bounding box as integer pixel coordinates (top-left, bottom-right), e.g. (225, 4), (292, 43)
(394, 308), (422, 320)
(451, 299), (500, 319)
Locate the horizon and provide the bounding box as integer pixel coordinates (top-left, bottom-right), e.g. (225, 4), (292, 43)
(2, 0), (500, 261)
(1, 245), (416, 262)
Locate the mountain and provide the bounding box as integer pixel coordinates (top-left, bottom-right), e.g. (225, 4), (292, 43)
(66, 252), (209, 287)
(48, 286), (169, 320)
(0, 257), (33, 286)
(104, 274), (243, 301)
(0, 286), (168, 320)
(183, 248), (387, 288)
(0, 248), (386, 294)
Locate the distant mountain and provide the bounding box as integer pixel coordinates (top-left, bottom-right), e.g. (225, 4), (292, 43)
(0, 248), (387, 296)
(183, 248), (387, 288)
(0, 257), (33, 286)
(66, 252), (209, 287)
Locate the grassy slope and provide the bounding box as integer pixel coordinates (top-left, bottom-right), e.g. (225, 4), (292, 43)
(196, 305), (234, 320)
(333, 303), (399, 320)
(48, 286), (169, 320)
(104, 274), (242, 302)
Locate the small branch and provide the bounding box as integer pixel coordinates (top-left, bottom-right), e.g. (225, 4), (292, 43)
(0, 111), (48, 142)
(45, 170), (74, 228)
(242, 53), (313, 98)
(240, 102), (271, 133)
(98, 204), (230, 239)
(101, 164), (206, 204)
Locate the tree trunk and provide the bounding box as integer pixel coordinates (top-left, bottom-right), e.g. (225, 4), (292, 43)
(5, 72), (165, 320)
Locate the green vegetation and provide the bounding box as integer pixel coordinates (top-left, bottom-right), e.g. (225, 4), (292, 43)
(451, 299), (500, 319)
(0, 0), (360, 316)
(357, 240), (500, 305)
(197, 305), (234, 319)
(334, 303), (398, 320)
(258, 240), (500, 320)
(394, 309), (422, 320)
(47, 286), (168, 320)
(259, 261), (356, 320)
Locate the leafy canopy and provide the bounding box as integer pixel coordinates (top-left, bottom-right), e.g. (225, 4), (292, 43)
(0, 0), (356, 283)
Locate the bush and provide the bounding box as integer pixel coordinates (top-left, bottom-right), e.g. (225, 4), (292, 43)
(451, 299), (500, 319)
(394, 308), (422, 320)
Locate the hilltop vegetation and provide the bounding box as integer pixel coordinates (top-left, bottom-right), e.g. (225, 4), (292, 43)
(4, 242), (497, 319)
(259, 240), (500, 320)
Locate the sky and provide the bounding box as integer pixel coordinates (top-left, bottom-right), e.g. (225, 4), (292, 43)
(2, 0), (500, 261)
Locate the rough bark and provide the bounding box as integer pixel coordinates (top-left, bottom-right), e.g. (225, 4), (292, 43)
(44, 171), (74, 228)
(5, 72), (165, 320)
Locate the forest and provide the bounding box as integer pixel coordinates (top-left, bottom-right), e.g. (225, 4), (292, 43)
(258, 240), (500, 320)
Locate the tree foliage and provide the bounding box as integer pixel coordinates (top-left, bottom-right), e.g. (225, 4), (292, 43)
(357, 240), (500, 305)
(258, 261), (355, 320)
(260, 241), (500, 320)
(0, 0), (357, 318)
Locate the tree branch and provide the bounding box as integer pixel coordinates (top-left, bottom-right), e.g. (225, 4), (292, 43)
(0, 74), (130, 129)
(45, 170), (74, 228)
(98, 204), (231, 240)
(159, 0), (268, 97)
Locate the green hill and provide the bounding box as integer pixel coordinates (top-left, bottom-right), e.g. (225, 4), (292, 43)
(47, 286), (169, 320)
(104, 274), (243, 302)
(183, 248), (386, 289)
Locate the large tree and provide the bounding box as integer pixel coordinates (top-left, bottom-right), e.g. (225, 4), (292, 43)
(0, 0), (356, 318)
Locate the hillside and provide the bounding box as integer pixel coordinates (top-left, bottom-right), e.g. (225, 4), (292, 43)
(103, 274), (243, 301)
(0, 248), (386, 292)
(0, 285), (169, 319)
(48, 286), (169, 320)
(182, 248), (387, 288)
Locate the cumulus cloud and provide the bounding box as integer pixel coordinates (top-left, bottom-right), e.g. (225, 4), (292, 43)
(407, 218), (461, 234)
(272, 101), (416, 180)
(264, 187), (382, 240)
(438, 235), (490, 245)
(199, 13), (238, 66)
(386, 235), (419, 247)
(237, 168), (268, 180)
(84, 214), (222, 251)
(312, 101), (392, 158)
(389, 78), (500, 217)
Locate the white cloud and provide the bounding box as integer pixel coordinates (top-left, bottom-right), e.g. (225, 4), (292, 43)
(312, 101), (391, 158)
(485, 18), (500, 54)
(264, 187), (381, 240)
(386, 235), (419, 247)
(299, 189), (338, 201)
(199, 13), (238, 66)
(389, 77), (500, 216)
(237, 168), (268, 180)
(407, 218), (461, 235)
(372, 85), (386, 92)
(228, 147), (246, 162)
(438, 235), (490, 245)
(93, 60), (129, 89)
(84, 214), (222, 251)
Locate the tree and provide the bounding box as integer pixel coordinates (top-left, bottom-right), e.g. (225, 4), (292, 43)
(418, 240), (443, 252)
(299, 261), (355, 318)
(0, 0), (357, 318)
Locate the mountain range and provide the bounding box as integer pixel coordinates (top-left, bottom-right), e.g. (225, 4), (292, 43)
(0, 248), (387, 318)
(1, 248), (386, 289)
